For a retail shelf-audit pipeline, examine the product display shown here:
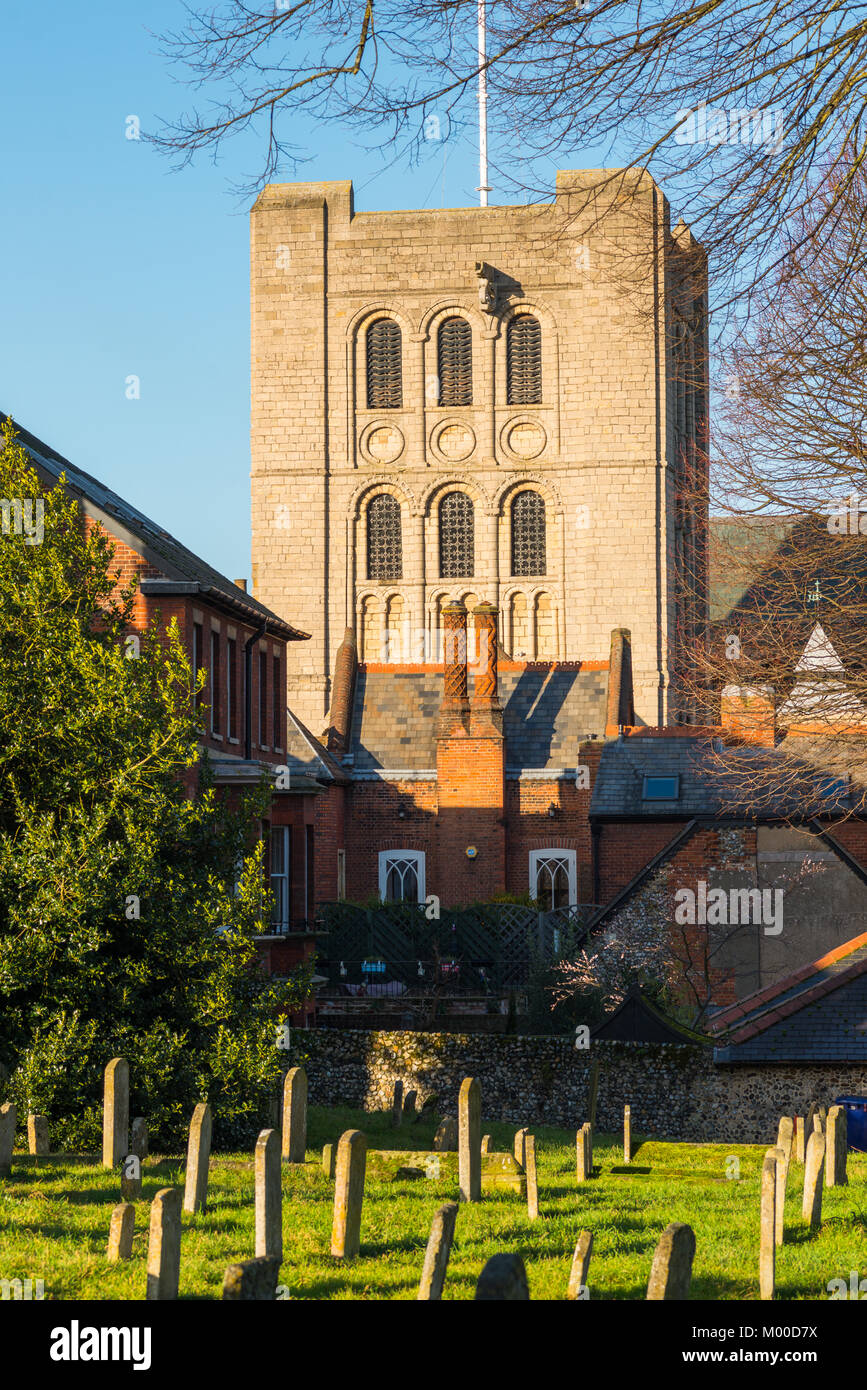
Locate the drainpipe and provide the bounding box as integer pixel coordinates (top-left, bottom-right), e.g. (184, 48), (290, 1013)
(244, 621), (268, 760)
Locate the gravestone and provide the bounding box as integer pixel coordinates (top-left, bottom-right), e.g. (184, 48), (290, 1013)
(417, 1201), (459, 1300)
(107, 1202), (135, 1263)
(525, 1134), (539, 1219)
(322, 1142), (337, 1179)
(0, 1102), (15, 1178)
(816, 1105), (827, 1134)
(27, 1114), (48, 1156)
(567, 1230), (593, 1300)
(759, 1150), (777, 1299)
(255, 1128), (282, 1262)
(222, 1255), (280, 1300)
(102, 1057), (129, 1168)
(775, 1116), (793, 1173)
(433, 1117), (457, 1152)
(281, 1066), (307, 1164)
(475, 1253), (530, 1300)
(146, 1187), (182, 1300)
(802, 1129), (825, 1230)
(458, 1077), (481, 1203)
(330, 1129), (367, 1259)
(623, 1105), (632, 1164)
(646, 1223), (696, 1300)
(773, 1146), (787, 1248)
(576, 1124), (591, 1182)
(182, 1102), (212, 1214)
(805, 1102), (818, 1142)
(121, 1154), (142, 1201)
(403, 1090), (417, 1121)
(826, 1106), (848, 1188)
(587, 1060), (600, 1130)
(391, 1080), (404, 1128)
(513, 1127), (528, 1168)
(481, 1135), (492, 1155)
(130, 1118), (149, 1161)
(794, 1116), (806, 1164)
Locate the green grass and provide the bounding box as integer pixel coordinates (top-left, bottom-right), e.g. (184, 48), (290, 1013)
(1, 1105), (865, 1300)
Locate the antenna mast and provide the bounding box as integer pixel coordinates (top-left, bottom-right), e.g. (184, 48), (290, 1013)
(477, 0), (491, 206)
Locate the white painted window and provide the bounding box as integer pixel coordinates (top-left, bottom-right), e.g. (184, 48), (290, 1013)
(378, 850), (425, 904)
(270, 826), (291, 930)
(530, 849), (577, 910)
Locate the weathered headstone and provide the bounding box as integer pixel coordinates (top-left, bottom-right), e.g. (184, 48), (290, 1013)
(458, 1077), (481, 1203)
(121, 1153), (142, 1201)
(391, 1080), (404, 1128)
(623, 1105), (632, 1164)
(107, 1202), (135, 1262)
(802, 1128), (825, 1230)
(587, 1060), (600, 1130)
(646, 1223), (696, 1300)
(816, 1105), (827, 1134)
(794, 1115), (806, 1164)
(146, 1187), (182, 1300)
(567, 1230), (593, 1300)
(102, 1057), (129, 1168)
(0, 1102), (16, 1178)
(281, 1066), (307, 1164)
(417, 1201), (459, 1300)
(433, 1117), (457, 1152)
(330, 1129), (367, 1259)
(475, 1253), (530, 1300)
(513, 1126), (528, 1168)
(182, 1102), (212, 1214)
(481, 1135), (492, 1155)
(403, 1090), (417, 1121)
(255, 1128), (282, 1262)
(27, 1114), (48, 1156)
(525, 1134), (539, 1219)
(826, 1105), (848, 1188)
(804, 1102), (818, 1143)
(773, 1145), (787, 1248)
(576, 1124), (592, 1182)
(130, 1117), (149, 1161)
(322, 1142), (337, 1178)
(775, 1116), (793, 1172)
(759, 1150), (777, 1299)
(222, 1255), (280, 1300)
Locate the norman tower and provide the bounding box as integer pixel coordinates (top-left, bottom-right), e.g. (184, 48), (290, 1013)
(250, 170), (708, 733)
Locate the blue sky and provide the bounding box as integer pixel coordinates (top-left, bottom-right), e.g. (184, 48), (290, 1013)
(0, 2), (494, 583)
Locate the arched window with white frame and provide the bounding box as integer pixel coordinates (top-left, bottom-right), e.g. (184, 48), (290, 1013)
(379, 850), (426, 903)
(529, 849), (577, 910)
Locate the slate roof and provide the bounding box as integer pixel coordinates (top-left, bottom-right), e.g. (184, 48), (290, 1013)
(5, 414), (308, 642)
(711, 930), (867, 1062)
(346, 664), (609, 772)
(284, 710), (348, 784)
(591, 986), (712, 1044)
(588, 733), (853, 819)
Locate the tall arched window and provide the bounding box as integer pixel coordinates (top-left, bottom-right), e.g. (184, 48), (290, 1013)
(438, 492), (474, 578)
(366, 494), (403, 580)
(437, 316), (473, 406)
(511, 490), (547, 576)
(366, 318), (402, 408)
(507, 315), (542, 404)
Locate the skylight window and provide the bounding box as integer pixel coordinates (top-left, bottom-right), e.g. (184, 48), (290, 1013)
(642, 775), (680, 800)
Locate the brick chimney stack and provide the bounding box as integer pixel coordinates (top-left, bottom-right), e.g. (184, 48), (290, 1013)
(720, 684), (776, 746)
(435, 599), (505, 902)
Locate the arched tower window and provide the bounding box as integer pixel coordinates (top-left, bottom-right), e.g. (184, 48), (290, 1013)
(437, 317), (473, 406)
(366, 494), (403, 580)
(438, 491), (474, 578)
(366, 318), (402, 408)
(506, 315), (542, 405)
(511, 490), (547, 576)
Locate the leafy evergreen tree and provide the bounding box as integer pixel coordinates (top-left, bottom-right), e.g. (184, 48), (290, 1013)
(0, 424), (309, 1150)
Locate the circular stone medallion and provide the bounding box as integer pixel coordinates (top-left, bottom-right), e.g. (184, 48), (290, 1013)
(366, 425), (404, 463)
(506, 420), (546, 459)
(436, 422), (476, 462)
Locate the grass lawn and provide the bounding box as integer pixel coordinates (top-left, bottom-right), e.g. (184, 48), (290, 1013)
(0, 1104), (864, 1300)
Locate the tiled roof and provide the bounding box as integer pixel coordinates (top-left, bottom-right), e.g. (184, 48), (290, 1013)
(711, 928), (867, 1061)
(284, 710), (349, 784)
(5, 414), (308, 642)
(345, 663), (608, 772)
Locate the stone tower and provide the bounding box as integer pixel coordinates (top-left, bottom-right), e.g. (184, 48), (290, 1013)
(250, 170), (708, 733)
